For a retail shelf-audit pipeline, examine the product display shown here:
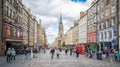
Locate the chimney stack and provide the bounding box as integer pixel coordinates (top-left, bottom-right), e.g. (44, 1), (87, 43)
(26, 8), (31, 14)
(80, 12), (85, 18)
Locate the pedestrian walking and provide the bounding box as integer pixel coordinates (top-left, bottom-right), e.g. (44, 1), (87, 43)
(50, 48), (55, 59)
(118, 49), (120, 62)
(72, 48), (76, 55)
(65, 48), (68, 55)
(30, 48), (33, 58)
(70, 48), (72, 56)
(104, 47), (110, 58)
(88, 49), (92, 58)
(24, 49), (28, 59)
(76, 49), (79, 58)
(109, 48), (115, 62)
(44, 48), (46, 53)
(6, 48), (11, 62)
(11, 48), (16, 60)
(56, 49), (60, 59)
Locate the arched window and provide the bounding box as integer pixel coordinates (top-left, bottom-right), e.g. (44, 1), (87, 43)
(6, 26), (11, 37)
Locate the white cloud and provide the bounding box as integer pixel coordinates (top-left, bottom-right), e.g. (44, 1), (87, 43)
(36, 15), (57, 26)
(46, 25), (58, 43)
(23, 0), (92, 43)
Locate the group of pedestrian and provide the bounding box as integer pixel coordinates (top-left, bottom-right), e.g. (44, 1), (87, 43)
(6, 48), (16, 62)
(64, 47), (80, 58)
(50, 48), (61, 59)
(103, 47), (120, 62)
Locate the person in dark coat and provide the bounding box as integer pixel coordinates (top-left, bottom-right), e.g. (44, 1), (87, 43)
(76, 49), (79, 58)
(50, 48), (55, 59)
(70, 48), (72, 56)
(65, 48), (68, 55)
(6, 48), (11, 62)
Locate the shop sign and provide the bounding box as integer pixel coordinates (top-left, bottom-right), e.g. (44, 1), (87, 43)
(6, 39), (23, 41)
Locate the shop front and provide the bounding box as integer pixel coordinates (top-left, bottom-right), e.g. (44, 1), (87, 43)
(87, 32), (98, 53)
(97, 26), (118, 52)
(4, 21), (23, 54)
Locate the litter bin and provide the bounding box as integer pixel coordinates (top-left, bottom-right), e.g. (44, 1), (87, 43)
(109, 53), (114, 63)
(96, 52), (102, 60)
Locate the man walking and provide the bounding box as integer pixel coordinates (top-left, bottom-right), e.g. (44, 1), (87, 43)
(76, 49), (79, 58)
(70, 48), (72, 56)
(50, 48), (55, 59)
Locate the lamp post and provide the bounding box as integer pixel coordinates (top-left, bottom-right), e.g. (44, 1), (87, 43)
(28, 15), (30, 47)
(116, 0), (119, 51)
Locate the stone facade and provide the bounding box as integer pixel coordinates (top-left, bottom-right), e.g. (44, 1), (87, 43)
(65, 27), (73, 45)
(0, 0), (47, 55)
(97, 0), (118, 51)
(37, 20), (47, 48)
(21, 6), (29, 45)
(0, 0), (4, 56)
(79, 14), (87, 44)
(3, 0), (23, 53)
(72, 25), (79, 45)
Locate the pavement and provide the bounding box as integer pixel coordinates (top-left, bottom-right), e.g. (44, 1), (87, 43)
(0, 51), (120, 67)
(24, 50), (120, 67)
(0, 54), (32, 67)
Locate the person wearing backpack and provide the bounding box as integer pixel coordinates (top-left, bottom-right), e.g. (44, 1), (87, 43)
(56, 48), (60, 59)
(11, 48), (16, 60)
(118, 49), (120, 62)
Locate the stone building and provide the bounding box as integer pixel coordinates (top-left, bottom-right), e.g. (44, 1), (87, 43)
(37, 20), (47, 48)
(3, 0), (23, 54)
(65, 27), (73, 46)
(21, 6), (29, 46)
(97, 0), (118, 51)
(37, 20), (43, 47)
(33, 16), (38, 48)
(53, 36), (59, 47)
(0, 0), (47, 55)
(78, 13), (87, 45)
(87, 0), (98, 51)
(72, 23), (79, 45)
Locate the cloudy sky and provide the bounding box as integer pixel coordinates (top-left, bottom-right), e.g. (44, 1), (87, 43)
(23, 0), (93, 44)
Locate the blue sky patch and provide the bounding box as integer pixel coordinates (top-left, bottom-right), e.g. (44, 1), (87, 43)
(71, 0), (87, 3)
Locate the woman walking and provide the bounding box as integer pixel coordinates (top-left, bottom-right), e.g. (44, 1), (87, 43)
(56, 49), (60, 59)
(11, 48), (16, 60)
(6, 48), (11, 62)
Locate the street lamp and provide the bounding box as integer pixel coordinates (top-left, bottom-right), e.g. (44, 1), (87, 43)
(116, 0), (119, 51)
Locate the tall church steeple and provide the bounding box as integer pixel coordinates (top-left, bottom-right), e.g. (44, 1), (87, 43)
(60, 14), (62, 23)
(58, 14), (64, 48)
(58, 14), (63, 37)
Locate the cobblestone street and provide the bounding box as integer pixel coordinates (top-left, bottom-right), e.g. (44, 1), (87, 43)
(24, 50), (120, 67)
